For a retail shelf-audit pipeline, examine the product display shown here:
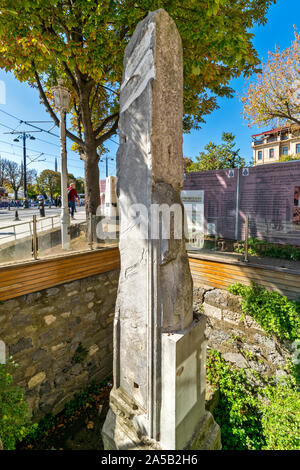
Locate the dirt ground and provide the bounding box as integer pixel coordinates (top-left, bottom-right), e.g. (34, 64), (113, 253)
(19, 383), (111, 450)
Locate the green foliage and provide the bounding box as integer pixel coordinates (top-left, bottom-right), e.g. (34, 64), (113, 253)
(227, 283), (300, 342)
(37, 170), (61, 199)
(187, 132), (246, 172)
(71, 342), (88, 365)
(260, 372), (300, 450)
(207, 350), (300, 450)
(235, 237), (300, 261)
(0, 360), (36, 450)
(279, 154), (300, 163)
(207, 350), (264, 450)
(24, 412), (59, 444)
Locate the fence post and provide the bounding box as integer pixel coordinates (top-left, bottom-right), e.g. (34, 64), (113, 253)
(88, 212), (93, 250)
(244, 215), (249, 263)
(32, 215), (38, 260)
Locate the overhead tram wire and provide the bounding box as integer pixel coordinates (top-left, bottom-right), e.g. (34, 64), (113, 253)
(0, 109), (120, 146)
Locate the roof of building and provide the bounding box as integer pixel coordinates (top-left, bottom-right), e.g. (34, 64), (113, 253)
(252, 126), (290, 138)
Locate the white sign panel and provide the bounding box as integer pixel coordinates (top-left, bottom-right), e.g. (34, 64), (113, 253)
(181, 190), (204, 250)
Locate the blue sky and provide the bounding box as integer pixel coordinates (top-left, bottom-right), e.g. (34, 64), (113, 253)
(0, 0), (299, 178)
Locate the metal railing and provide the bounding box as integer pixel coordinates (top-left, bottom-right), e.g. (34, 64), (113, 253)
(0, 214), (61, 243)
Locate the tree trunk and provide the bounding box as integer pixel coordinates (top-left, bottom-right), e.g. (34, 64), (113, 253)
(14, 189), (18, 200)
(84, 143), (100, 217)
(79, 88), (100, 217)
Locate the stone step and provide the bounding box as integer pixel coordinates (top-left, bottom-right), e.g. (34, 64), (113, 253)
(189, 410), (222, 450)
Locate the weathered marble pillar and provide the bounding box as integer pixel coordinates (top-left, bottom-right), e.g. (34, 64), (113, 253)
(102, 9), (221, 450)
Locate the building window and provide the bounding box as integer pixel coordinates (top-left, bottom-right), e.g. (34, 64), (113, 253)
(282, 146), (289, 156)
(258, 151), (263, 160)
(296, 144), (300, 154)
(269, 148), (274, 159)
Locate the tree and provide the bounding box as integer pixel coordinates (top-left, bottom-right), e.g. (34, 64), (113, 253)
(183, 157), (193, 172)
(241, 32), (300, 129)
(187, 132), (246, 172)
(37, 169), (61, 200)
(0, 0), (274, 213)
(75, 177), (85, 194)
(0, 157), (9, 186)
(279, 154), (300, 163)
(4, 160), (23, 199)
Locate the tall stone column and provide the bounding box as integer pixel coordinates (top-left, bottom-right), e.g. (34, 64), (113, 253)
(102, 9), (221, 450)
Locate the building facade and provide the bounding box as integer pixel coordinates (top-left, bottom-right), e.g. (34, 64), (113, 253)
(252, 125), (300, 165)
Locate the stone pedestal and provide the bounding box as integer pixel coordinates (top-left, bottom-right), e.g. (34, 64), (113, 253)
(102, 9), (221, 451)
(102, 315), (221, 450)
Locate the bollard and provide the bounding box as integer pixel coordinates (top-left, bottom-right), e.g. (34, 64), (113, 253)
(14, 210), (20, 221)
(244, 215), (249, 263)
(39, 201), (45, 217)
(88, 212), (93, 250)
(32, 215), (38, 260)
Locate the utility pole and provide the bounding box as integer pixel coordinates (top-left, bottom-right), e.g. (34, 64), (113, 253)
(4, 130), (41, 208)
(23, 133), (27, 203)
(100, 154), (114, 178)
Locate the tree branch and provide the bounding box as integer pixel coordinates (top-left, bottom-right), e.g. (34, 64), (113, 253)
(34, 69), (59, 127)
(34, 68), (85, 148)
(94, 112), (119, 137)
(96, 118), (119, 146)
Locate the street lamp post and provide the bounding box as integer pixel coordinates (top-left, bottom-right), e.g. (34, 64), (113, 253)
(51, 79), (71, 250)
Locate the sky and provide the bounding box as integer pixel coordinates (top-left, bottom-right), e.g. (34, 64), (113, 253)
(0, 0), (299, 179)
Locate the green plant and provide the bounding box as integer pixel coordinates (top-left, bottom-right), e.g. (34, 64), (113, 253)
(260, 373), (300, 450)
(207, 349), (264, 450)
(207, 350), (300, 450)
(71, 342), (88, 365)
(228, 283), (300, 342)
(0, 360), (36, 449)
(234, 238), (300, 261)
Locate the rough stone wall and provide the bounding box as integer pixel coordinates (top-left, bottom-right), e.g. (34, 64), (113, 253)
(194, 286), (291, 379)
(0, 269), (119, 419)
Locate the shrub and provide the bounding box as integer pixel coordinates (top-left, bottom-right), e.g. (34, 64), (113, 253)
(207, 350), (300, 450)
(234, 238), (300, 261)
(260, 374), (300, 450)
(0, 360), (36, 449)
(227, 283), (300, 342)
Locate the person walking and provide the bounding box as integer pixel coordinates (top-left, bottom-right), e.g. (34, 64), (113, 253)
(67, 182), (79, 219)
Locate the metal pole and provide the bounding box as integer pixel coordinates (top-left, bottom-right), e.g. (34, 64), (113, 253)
(60, 110), (71, 250)
(235, 168), (240, 241)
(106, 155), (108, 178)
(88, 212), (94, 250)
(32, 215), (38, 260)
(244, 215), (249, 263)
(23, 133), (28, 208)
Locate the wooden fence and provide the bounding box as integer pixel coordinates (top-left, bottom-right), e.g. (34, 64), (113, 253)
(189, 253), (300, 300)
(0, 248), (299, 302)
(0, 247), (120, 302)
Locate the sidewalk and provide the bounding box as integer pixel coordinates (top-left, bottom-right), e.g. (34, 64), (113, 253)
(0, 208), (87, 246)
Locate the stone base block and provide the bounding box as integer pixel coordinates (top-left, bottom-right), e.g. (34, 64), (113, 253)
(102, 317), (221, 450)
(102, 406), (221, 451)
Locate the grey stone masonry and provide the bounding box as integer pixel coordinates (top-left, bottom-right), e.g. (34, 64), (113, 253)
(194, 287), (292, 378)
(0, 269), (119, 419)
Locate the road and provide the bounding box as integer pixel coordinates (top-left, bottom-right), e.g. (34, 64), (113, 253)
(0, 206), (87, 245)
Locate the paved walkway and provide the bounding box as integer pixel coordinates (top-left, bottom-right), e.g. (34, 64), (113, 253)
(0, 207), (86, 245)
